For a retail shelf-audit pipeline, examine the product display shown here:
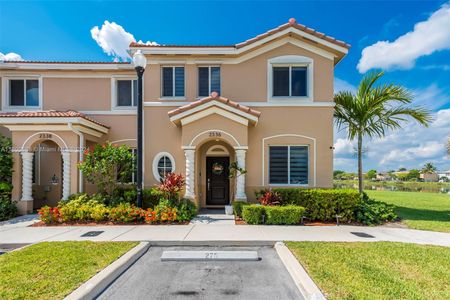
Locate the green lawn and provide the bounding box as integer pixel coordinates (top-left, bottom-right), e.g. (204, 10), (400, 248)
(366, 190), (450, 232)
(287, 242), (450, 300)
(0, 241), (138, 300)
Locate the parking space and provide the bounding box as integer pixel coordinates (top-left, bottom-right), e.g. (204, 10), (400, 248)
(98, 246), (303, 300)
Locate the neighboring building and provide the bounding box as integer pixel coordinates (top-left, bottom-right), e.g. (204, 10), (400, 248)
(420, 172), (439, 182)
(0, 18), (350, 214)
(376, 173), (393, 181)
(437, 170), (450, 181)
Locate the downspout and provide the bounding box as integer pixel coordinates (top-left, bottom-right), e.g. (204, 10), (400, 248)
(68, 122), (85, 193)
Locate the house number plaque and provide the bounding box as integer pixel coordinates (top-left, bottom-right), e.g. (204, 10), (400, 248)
(209, 131), (221, 137)
(39, 133), (52, 139)
(160, 250), (260, 261)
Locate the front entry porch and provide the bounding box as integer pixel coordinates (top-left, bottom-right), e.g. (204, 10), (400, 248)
(168, 93), (261, 208)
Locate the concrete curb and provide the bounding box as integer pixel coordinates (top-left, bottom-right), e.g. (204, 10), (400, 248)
(275, 242), (326, 300)
(64, 242), (150, 300)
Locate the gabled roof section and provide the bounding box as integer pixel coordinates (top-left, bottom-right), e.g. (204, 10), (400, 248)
(0, 110), (109, 137)
(168, 92), (261, 126)
(130, 18), (350, 63)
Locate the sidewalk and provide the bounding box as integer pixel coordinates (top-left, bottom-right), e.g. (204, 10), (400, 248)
(1, 214), (449, 247)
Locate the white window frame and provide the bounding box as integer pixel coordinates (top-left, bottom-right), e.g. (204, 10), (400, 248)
(267, 55), (313, 102)
(160, 66), (186, 100)
(111, 76), (138, 111)
(152, 152), (176, 181)
(197, 66), (221, 98)
(1, 75), (43, 111)
(268, 144), (309, 186)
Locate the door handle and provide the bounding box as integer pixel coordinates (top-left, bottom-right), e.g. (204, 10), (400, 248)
(207, 178), (210, 191)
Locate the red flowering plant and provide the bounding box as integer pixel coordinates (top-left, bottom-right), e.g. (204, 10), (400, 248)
(38, 206), (60, 224)
(258, 189), (282, 206)
(157, 173), (185, 204)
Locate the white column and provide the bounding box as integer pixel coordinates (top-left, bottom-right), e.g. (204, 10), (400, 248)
(235, 148), (247, 201)
(61, 151), (71, 200)
(183, 147), (195, 199)
(20, 151), (34, 201)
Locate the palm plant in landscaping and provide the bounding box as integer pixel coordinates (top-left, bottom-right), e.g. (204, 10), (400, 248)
(421, 162), (437, 174)
(334, 71), (432, 193)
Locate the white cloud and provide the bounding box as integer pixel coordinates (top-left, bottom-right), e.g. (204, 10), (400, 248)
(357, 3), (450, 73)
(334, 77), (356, 93)
(334, 106), (450, 172)
(412, 84), (450, 110)
(90, 21), (158, 61)
(334, 138), (356, 156)
(0, 52), (23, 61)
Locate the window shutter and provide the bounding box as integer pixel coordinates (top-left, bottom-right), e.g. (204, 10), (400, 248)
(269, 146), (288, 184)
(174, 67), (185, 97)
(210, 67), (221, 95)
(162, 67), (173, 97)
(290, 146), (308, 184)
(198, 67), (209, 97)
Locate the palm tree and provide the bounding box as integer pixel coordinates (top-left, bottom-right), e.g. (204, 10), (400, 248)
(334, 71), (432, 193)
(421, 162), (437, 174)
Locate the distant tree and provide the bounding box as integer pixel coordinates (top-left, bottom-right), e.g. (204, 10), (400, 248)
(334, 71), (431, 193)
(333, 170), (345, 180)
(421, 162), (437, 174)
(367, 169), (377, 180)
(398, 167), (407, 172)
(407, 169), (420, 181)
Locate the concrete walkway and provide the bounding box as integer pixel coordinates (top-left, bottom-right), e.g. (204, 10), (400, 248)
(0, 214), (449, 247)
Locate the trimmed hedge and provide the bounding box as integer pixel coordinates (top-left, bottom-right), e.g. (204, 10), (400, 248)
(232, 201), (250, 218)
(265, 205), (305, 225)
(242, 205), (265, 224)
(242, 205), (306, 225)
(272, 188), (361, 222)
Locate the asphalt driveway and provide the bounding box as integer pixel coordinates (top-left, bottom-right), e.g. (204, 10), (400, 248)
(97, 246), (303, 300)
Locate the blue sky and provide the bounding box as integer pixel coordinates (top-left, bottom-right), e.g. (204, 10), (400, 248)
(1, 0), (449, 172)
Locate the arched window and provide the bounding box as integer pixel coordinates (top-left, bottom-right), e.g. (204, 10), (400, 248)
(152, 152), (176, 181)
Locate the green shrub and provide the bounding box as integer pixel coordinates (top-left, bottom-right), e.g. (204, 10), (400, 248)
(355, 198), (397, 225)
(0, 182), (16, 221)
(109, 203), (144, 223)
(242, 205), (265, 224)
(90, 204), (110, 222)
(232, 201), (250, 218)
(176, 199), (197, 221)
(143, 188), (163, 209)
(265, 205), (305, 225)
(38, 206), (60, 224)
(273, 188), (361, 222)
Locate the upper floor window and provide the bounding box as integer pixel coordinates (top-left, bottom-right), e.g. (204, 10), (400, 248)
(269, 145), (308, 185)
(8, 79), (40, 108)
(273, 66), (307, 97)
(198, 66), (221, 97)
(117, 80), (137, 107)
(162, 67), (185, 98)
(268, 56), (313, 101)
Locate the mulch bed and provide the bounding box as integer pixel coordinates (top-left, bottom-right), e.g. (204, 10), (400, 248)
(30, 220), (190, 227)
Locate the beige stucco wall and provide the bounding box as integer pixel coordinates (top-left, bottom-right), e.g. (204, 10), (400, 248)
(43, 78), (111, 111)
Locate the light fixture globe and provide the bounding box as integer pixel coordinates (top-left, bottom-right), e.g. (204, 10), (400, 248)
(132, 50), (147, 68)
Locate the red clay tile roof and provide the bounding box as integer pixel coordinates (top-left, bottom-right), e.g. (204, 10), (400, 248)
(0, 110), (109, 128)
(168, 93), (261, 119)
(130, 18), (350, 50)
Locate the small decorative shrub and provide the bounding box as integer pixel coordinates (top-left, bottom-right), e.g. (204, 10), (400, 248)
(355, 197), (397, 225)
(38, 206), (60, 224)
(109, 203), (145, 223)
(143, 188), (163, 209)
(176, 199), (197, 221)
(90, 204), (110, 222)
(78, 142), (135, 197)
(0, 182), (16, 221)
(257, 189), (282, 206)
(265, 205), (305, 225)
(144, 208), (157, 224)
(155, 199), (178, 222)
(273, 188), (361, 222)
(232, 201), (250, 218)
(157, 173), (185, 203)
(242, 205), (265, 224)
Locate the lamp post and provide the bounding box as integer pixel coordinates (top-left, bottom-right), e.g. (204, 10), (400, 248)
(132, 50), (147, 208)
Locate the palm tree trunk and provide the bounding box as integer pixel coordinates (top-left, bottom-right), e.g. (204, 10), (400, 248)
(357, 133), (363, 193)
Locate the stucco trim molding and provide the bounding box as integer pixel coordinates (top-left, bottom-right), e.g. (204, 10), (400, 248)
(152, 151), (176, 181)
(261, 134), (317, 187)
(21, 131), (69, 151)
